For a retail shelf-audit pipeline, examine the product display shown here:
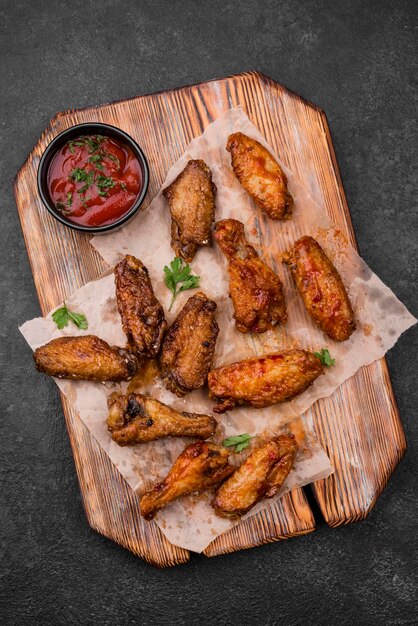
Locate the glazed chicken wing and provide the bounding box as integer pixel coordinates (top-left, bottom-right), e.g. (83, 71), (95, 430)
(140, 441), (234, 520)
(212, 434), (297, 518)
(226, 132), (293, 220)
(208, 350), (324, 413)
(33, 335), (138, 382)
(162, 159), (217, 262)
(214, 218), (287, 332)
(107, 392), (217, 446)
(160, 292), (219, 397)
(115, 254), (166, 358)
(283, 236), (355, 342)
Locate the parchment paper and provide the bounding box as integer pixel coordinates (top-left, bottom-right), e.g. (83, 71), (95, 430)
(20, 107), (415, 553)
(91, 106), (416, 425)
(19, 273), (332, 552)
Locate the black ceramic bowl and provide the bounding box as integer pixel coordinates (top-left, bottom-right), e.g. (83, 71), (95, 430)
(37, 122), (149, 233)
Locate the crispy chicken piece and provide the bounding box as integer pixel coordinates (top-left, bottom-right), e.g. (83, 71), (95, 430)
(33, 335), (138, 382)
(208, 350), (324, 413)
(212, 434), (297, 518)
(140, 441), (234, 520)
(162, 159), (217, 262)
(226, 132), (293, 220)
(283, 236), (355, 342)
(160, 292), (219, 397)
(107, 392), (217, 446)
(214, 218), (287, 333)
(114, 255), (166, 358)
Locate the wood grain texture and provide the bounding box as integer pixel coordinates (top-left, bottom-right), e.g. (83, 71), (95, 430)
(14, 71), (405, 565)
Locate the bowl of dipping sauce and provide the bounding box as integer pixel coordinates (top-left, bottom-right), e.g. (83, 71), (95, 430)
(37, 123), (149, 233)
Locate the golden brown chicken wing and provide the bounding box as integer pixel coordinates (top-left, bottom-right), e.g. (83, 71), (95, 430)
(283, 236), (355, 342)
(212, 434), (297, 518)
(214, 218), (287, 333)
(226, 132), (293, 220)
(162, 159), (217, 262)
(160, 292), (219, 397)
(140, 441), (234, 520)
(107, 392), (217, 446)
(33, 335), (138, 382)
(208, 350), (324, 413)
(114, 254), (166, 358)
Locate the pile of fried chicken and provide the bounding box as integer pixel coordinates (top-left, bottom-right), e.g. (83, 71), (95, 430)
(33, 132), (355, 521)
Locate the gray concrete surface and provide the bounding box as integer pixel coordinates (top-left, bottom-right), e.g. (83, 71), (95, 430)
(1, 1), (417, 624)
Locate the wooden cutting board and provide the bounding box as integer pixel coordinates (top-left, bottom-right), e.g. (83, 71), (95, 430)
(14, 71), (406, 566)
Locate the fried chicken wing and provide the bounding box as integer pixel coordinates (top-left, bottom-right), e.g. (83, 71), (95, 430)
(214, 219), (287, 333)
(226, 132), (293, 220)
(114, 254), (166, 358)
(33, 335), (138, 382)
(208, 350), (324, 413)
(160, 292), (219, 397)
(107, 392), (217, 446)
(140, 441), (234, 520)
(212, 434), (297, 518)
(162, 159), (216, 262)
(283, 236), (355, 342)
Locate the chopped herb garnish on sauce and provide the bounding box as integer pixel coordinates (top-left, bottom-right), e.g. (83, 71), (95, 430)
(70, 168), (90, 183)
(52, 304), (88, 330)
(314, 348), (336, 367)
(96, 175), (116, 197)
(52, 134), (140, 227)
(222, 433), (253, 453)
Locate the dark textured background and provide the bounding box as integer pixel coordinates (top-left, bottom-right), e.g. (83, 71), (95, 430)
(1, 1), (417, 624)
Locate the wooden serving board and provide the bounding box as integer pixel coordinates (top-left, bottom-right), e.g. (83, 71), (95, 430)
(15, 72), (406, 566)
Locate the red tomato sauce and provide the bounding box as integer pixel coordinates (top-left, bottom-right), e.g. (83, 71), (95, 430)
(47, 134), (142, 227)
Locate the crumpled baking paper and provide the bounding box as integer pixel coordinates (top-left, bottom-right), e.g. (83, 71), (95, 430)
(20, 107), (415, 553)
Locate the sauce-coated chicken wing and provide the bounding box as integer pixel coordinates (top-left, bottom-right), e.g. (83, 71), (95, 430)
(115, 254), (166, 358)
(162, 159), (217, 262)
(33, 335), (138, 382)
(160, 292), (219, 397)
(208, 350), (324, 413)
(283, 236), (355, 341)
(226, 132), (293, 220)
(107, 392), (217, 446)
(140, 441), (234, 520)
(212, 434), (297, 518)
(214, 218), (287, 332)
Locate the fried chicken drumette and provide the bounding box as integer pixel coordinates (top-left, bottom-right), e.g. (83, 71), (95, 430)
(208, 350), (324, 413)
(33, 335), (138, 382)
(140, 441), (234, 520)
(283, 236), (355, 342)
(114, 254), (166, 358)
(162, 159), (217, 262)
(160, 292), (219, 397)
(212, 434), (297, 518)
(214, 218), (287, 333)
(107, 392), (217, 446)
(226, 132), (293, 220)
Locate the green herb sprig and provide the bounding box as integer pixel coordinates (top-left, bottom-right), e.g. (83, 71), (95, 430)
(163, 257), (200, 311)
(52, 304), (88, 330)
(222, 433), (253, 453)
(314, 348), (336, 367)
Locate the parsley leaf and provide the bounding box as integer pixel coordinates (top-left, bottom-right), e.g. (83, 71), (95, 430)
(314, 348), (336, 367)
(222, 433), (253, 453)
(163, 257), (200, 311)
(52, 304), (88, 330)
